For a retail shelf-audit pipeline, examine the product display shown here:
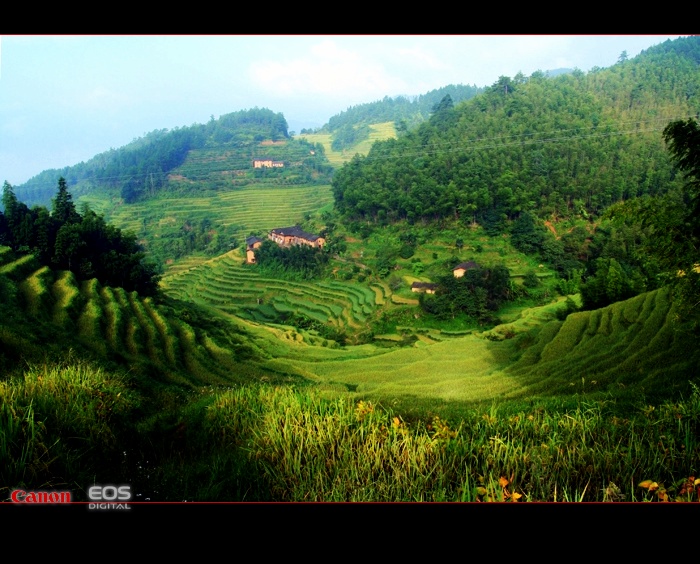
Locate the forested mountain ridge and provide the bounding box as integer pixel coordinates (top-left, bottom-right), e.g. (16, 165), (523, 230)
(12, 108), (333, 208)
(332, 36), (700, 227)
(317, 84), (485, 151)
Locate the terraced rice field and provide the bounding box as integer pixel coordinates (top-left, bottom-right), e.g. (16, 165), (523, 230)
(505, 286), (695, 395)
(298, 122), (396, 167)
(282, 331), (518, 401)
(160, 249), (380, 333)
(265, 285), (698, 403)
(5, 246), (694, 405)
(77, 184), (334, 254)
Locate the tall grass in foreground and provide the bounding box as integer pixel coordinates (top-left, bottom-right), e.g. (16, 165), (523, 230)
(0, 360), (138, 494)
(205, 383), (700, 501)
(3, 366), (698, 501)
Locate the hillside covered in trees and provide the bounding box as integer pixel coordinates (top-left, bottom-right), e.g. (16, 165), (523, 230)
(332, 38), (700, 228)
(331, 36), (700, 311)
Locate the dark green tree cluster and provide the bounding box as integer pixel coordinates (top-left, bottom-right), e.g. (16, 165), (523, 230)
(277, 312), (346, 344)
(118, 126), (197, 203)
(420, 264), (513, 322)
(210, 107), (289, 145)
(147, 216), (237, 265)
(331, 123), (371, 151)
(576, 116), (700, 314)
(575, 217), (660, 309)
(659, 118), (700, 321)
(252, 240), (329, 281)
(509, 212), (593, 276)
(605, 117), (700, 322)
(579, 257), (645, 310)
(504, 203), (663, 308)
(1, 178), (160, 296)
(429, 94), (457, 129)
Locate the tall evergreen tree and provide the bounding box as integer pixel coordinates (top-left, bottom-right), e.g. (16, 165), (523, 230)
(2, 181), (32, 250)
(2, 181), (16, 210)
(31, 206), (55, 263)
(52, 177), (79, 224)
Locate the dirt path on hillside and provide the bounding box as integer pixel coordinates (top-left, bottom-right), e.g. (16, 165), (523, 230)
(335, 255), (370, 270)
(544, 220), (558, 238)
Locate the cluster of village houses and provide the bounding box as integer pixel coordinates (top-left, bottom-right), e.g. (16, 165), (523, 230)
(245, 226), (326, 264)
(246, 155), (330, 261)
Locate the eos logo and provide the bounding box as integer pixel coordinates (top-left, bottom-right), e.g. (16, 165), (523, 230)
(88, 485), (131, 501)
(87, 484), (132, 510)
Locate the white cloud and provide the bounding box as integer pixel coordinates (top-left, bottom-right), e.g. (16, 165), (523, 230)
(249, 39), (407, 105)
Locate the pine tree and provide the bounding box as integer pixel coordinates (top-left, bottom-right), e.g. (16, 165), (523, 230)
(52, 177), (80, 225)
(2, 181), (32, 250)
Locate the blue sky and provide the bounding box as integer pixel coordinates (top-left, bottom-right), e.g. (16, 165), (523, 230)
(0, 35), (683, 185)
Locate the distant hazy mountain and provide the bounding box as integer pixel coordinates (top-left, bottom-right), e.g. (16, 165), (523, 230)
(14, 108), (333, 208)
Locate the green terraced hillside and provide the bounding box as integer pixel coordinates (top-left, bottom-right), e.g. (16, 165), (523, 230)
(86, 184), (334, 238)
(3, 243), (697, 409)
(298, 122), (396, 167)
(506, 286), (699, 397)
(160, 248), (380, 338)
(261, 286), (699, 405)
(0, 247), (268, 388)
(76, 184), (334, 272)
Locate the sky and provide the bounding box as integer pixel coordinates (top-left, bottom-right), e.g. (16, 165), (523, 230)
(0, 34), (685, 186)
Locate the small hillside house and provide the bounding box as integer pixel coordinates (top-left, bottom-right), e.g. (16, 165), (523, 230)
(245, 236), (264, 264)
(453, 261), (480, 278)
(411, 282), (438, 294)
(252, 158), (284, 168)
